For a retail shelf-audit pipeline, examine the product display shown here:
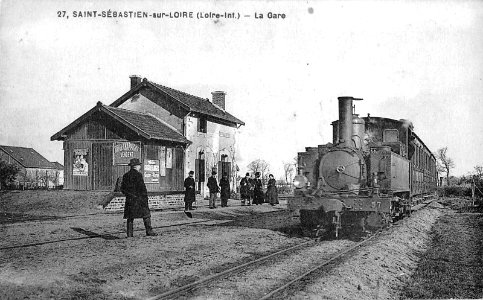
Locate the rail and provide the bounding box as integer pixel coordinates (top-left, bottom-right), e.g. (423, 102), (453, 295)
(146, 199), (435, 299)
(259, 198), (435, 299)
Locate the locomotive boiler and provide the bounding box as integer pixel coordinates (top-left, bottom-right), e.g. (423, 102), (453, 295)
(288, 97), (437, 236)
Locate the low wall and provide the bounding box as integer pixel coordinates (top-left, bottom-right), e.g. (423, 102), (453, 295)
(104, 194), (204, 211)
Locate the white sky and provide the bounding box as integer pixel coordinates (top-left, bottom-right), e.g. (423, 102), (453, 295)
(1, 0), (482, 178)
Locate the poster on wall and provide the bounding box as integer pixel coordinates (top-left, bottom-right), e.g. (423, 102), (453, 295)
(166, 148), (173, 169)
(73, 149), (88, 176)
(113, 142), (141, 165)
(159, 147), (166, 176)
(144, 160), (160, 183)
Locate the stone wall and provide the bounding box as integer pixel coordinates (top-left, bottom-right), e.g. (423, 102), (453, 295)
(104, 194), (204, 211)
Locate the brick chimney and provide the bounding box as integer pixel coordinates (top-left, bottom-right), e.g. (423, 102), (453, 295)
(211, 91), (226, 110)
(129, 75), (143, 90)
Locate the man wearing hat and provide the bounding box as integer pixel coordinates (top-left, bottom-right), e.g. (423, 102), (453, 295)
(207, 171), (219, 209)
(121, 158), (157, 237)
(184, 171), (196, 211)
(239, 172), (252, 206)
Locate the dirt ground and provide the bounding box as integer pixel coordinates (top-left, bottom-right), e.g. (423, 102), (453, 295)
(1, 191), (482, 299)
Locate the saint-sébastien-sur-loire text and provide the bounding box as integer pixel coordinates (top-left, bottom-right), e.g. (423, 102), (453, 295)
(58, 10), (286, 20)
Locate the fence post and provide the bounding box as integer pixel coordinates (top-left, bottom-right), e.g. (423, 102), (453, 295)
(472, 176), (476, 206)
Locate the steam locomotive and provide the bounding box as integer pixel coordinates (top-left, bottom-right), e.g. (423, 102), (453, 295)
(288, 97), (437, 236)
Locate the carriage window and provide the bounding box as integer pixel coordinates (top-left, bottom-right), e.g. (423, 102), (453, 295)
(383, 129), (399, 143)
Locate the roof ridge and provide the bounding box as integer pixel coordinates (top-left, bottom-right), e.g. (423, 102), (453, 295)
(0, 145), (35, 150)
(143, 79), (244, 126)
(149, 81), (209, 102)
(106, 105), (152, 117)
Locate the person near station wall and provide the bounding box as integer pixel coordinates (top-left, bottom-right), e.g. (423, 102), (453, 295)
(184, 170), (196, 211)
(207, 171), (219, 209)
(240, 172), (252, 206)
(121, 158), (157, 237)
(219, 172), (230, 207)
(253, 172), (264, 205)
(265, 174), (279, 206)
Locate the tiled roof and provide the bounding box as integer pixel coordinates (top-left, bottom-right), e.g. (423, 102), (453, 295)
(51, 102), (190, 145)
(104, 105), (190, 144)
(0, 145), (56, 169)
(51, 162), (64, 170)
(148, 81), (245, 126)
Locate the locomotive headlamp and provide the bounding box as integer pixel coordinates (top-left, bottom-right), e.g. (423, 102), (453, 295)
(293, 175), (308, 189)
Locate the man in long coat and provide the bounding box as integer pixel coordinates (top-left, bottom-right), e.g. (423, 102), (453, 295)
(121, 158), (157, 237)
(184, 171), (196, 211)
(240, 173), (252, 206)
(207, 171), (219, 209)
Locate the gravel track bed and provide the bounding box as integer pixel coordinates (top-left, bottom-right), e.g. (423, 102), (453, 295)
(284, 206), (445, 300)
(0, 211), (211, 248)
(0, 207), (306, 300)
(177, 239), (356, 300)
(2, 190), (479, 300)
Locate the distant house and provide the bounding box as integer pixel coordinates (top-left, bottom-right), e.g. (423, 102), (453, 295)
(0, 145), (62, 189)
(51, 161), (64, 186)
(51, 76), (245, 198)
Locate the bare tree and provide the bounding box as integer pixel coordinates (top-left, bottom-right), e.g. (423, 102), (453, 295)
(226, 145), (238, 192)
(247, 159), (270, 185)
(283, 161), (295, 184)
(436, 147), (455, 186)
(474, 165), (483, 179)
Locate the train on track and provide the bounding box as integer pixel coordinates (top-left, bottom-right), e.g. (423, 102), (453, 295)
(288, 97), (437, 237)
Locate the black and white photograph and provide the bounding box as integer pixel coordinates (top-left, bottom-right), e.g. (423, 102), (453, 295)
(1, 0), (482, 299)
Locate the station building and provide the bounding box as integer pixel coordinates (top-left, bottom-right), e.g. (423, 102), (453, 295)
(51, 76), (244, 208)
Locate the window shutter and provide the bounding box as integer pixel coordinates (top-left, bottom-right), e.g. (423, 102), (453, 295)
(195, 159), (199, 183)
(226, 162), (231, 179)
(199, 159), (205, 182)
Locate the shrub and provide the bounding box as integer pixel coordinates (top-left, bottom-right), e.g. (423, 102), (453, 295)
(0, 160), (20, 189)
(438, 186), (472, 197)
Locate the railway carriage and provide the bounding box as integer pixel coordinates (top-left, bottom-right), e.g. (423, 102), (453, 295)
(288, 97), (437, 236)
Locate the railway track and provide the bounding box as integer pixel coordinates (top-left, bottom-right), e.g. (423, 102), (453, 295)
(260, 198), (435, 299)
(0, 219), (221, 251)
(259, 198), (435, 300)
(147, 199), (435, 300)
(0, 209), (284, 251)
(146, 234), (375, 300)
(145, 240), (317, 300)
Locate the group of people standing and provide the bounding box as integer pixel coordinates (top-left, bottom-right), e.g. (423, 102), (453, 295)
(120, 158), (280, 238)
(239, 172), (279, 206)
(184, 170), (232, 210)
(184, 170), (279, 209)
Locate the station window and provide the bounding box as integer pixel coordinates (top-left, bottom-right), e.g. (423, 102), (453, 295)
(197, 117), (207, 133)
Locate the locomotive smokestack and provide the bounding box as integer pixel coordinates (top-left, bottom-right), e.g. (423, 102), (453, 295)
(337, 96), (363, 147)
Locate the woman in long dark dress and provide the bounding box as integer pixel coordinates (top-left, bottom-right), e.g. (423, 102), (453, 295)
(253, 172), (264, 205)
(219, 172), (230, 207)
(265, 174), (279, 206)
